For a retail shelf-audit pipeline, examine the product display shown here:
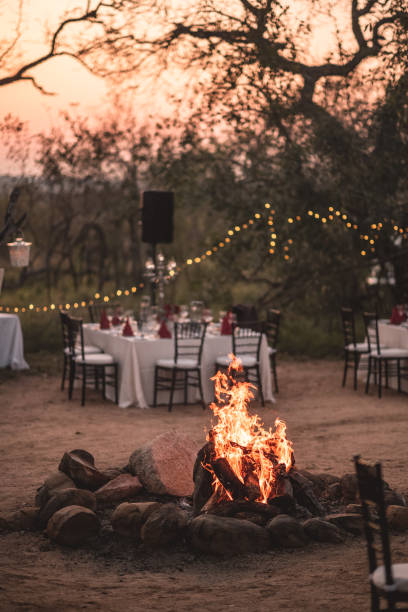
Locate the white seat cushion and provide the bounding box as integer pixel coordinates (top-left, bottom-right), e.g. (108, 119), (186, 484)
(64, 345), (102, 355)
(371, 348), (408, 359)
(371, 563), (408, 593)
(215, 355), (230, 367)
(215, 354), (258, 368)
(268, 346), (277, 355)
(74, 353), (115, 365)
(345, 342), (369, 352)
(156, 358), (198, 369)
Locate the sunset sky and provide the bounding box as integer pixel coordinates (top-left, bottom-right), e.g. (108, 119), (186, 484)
(0, 0), (356, 174)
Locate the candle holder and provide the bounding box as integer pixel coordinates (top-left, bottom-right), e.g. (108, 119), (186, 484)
(143, 251), (177, 313)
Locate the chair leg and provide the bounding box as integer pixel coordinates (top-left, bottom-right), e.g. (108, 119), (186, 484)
(184, 370), (188, 405)
(397, 360), (401, 393)
(342, 351), (348, 387)
(353, 353), (360, 391)
(102, 367), (106, 400)
(168, 369), (177, 412)
(378, 360), (382, 399)
(61, 355), (68, 391)
(385, 361), (389, 388)
(197, 368), (206, 410)
(68, 360), (75, 399)
(81, 365), (86, 406)
(365, 357), (371, 394)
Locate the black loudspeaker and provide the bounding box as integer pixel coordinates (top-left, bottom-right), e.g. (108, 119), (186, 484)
(142, 191), (174, 244)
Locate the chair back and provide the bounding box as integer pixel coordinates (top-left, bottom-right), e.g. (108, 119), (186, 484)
(66, 315), (86, 359)
(341, 307), (357, 348)
(174, 322), (208, 365)
(362, 312), (381, 355)
(354, 455), (394, 587)
(232, 323), (263, 361)
(265, 308), (281, 348)
(232, 304), (258, 324)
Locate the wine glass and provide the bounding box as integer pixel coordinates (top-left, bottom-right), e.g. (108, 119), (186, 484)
(179, 304), (189, 321)
(190, 300), (204, 322)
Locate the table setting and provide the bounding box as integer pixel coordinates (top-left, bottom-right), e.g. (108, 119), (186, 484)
(82, 301), (274, 409)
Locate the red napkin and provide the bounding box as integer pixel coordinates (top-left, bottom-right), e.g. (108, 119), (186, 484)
(111, 314), (122, 326)
(159, 320), (172, 338)
(99, 309), (110, 330)
(122, 317), (134, 336)
(221, 311), (233, 335)
(390, 306), (407, 325)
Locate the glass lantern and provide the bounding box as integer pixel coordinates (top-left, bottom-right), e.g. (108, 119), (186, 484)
(7, 236), (32, 267)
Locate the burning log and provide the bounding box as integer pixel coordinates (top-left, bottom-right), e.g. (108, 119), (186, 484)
(289, 469), (325, 516)
(211, 457), (247, 500)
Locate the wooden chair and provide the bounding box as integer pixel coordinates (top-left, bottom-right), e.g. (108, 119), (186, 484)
(354, 455), (408, 612)
(153, 321), (208, 411)
(67, 315), (118, 406)
(363, 312), (408, 398)
(215, 322), (265, 406)
(340, 307), (370, 390)
(59, 311), (101, 391)
(264, 308), (281, 393)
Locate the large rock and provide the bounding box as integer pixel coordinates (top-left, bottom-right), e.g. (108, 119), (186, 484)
(0, 507), (40, 532)
(128, 431), (198, 496)
(47, 505), (100, 547)
(59, 449), (109, 491)
(325, 512), (363, 535)
(189, 514), (270, 556)
(39, 489), (97, 524)
(95, 474), (143, 506)
(266, 514), (308, 548)
(111, 502), (161, 538)
(387, 505), (408, 531)
(384, 490), (406, 507)
(141, 503), (189, 549)
(35, 471), (76, 507)
(340, 473), (359, 503)
(303, 517), (345, 543)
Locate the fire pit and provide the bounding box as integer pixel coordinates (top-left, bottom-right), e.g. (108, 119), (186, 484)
(2, 356), (408, 557)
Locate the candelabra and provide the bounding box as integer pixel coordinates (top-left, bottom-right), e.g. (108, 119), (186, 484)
(143, 251), (177, 311)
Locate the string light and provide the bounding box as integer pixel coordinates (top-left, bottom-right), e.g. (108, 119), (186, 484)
(1, 202), (406, 314)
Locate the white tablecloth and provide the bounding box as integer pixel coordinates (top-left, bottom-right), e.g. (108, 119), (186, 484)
(0, 314), (29, 370)
(360, 320), (408, 392)
(83, 324), (274, 408)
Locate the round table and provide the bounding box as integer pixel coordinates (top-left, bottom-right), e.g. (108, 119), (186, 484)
(0, 313), (29, 370)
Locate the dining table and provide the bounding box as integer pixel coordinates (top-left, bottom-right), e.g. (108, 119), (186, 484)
(0, 313), (29, 370)
(83, 322), (275, 409)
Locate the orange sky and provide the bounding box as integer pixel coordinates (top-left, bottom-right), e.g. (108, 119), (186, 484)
(0, 0), (355, 173)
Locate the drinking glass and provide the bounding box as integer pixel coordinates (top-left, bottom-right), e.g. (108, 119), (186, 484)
(179, 304), (189, 321)
(190, 300), (204, 322)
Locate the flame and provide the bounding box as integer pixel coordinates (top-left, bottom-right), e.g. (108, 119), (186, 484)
(208, 354), (293, 503)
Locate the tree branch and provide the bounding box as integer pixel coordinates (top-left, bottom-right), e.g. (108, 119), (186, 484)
(0, 2), (105, 92)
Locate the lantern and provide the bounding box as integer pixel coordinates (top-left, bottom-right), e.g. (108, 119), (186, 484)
(7, 236), (32, 267)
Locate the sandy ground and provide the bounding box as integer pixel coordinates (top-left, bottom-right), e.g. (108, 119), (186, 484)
(0, 358), (407, 612)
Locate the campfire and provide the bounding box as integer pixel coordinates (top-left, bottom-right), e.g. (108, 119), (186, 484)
(204, 355), (293, 505)
(193, 356), (327, 519)
(4, 355), (407, 557)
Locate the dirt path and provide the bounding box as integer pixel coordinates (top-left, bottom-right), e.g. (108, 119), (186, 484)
(1, 359), (407, 611)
